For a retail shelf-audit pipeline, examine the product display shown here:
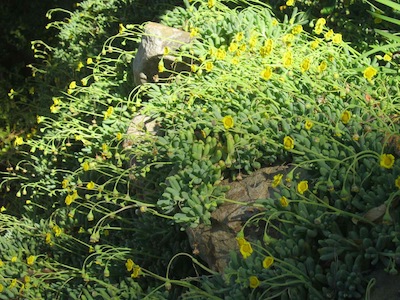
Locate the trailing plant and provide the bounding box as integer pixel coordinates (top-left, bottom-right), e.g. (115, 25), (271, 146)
(0, 0), (399, 298)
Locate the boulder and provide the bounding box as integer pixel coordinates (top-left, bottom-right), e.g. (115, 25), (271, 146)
(132, 22), (192, 86)
(123, 114), (159, 149)
(187, 165), (290, 272)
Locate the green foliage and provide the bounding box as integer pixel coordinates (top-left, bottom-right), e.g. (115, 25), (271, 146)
(271, 0), (400, 51)
(0, 0), (399, 298)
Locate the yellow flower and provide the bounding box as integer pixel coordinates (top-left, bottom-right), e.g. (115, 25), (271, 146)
(158, 59), (165, 73)
(215, 48), (226, 60)
(228, 42), (238, 53)
(363, 66), (378, 81)
(45, 232), (52, 244)
(260, 66), (273, 80)
(53, 225), (62, 237)
(395, 176), (400, 189)
(116, 132), (123, 140)
(249, 276), (260, 288)
(0, 259), (4, 267)
(240, 241), (253, 259)
(0, 206), (6, 213)
(87, 57), (93, 65)
(52, 98), (61, 106)
(263, 256), (274, 269)
(11, 256), (18, 263)
(383, 53), (392, 62)
(126, 259), (134, 272)
(282, 51), (293, 68)
(26, 255), (35, 265)
(69, 81), (77, 89)
(310, 39), (319, 49)
(304, 119), (313, 130)
(65, 194), (74, 206)
(162, 47), (170, 56)
(318, 61), (327, 73)
(222, 115), (234, 130)
(260, 39), (273, 57)
(297, 180), (309, 194)
(286, 0), (295, 6)
(119, 23), (126, 34)
(131, 265), (141, 278)
(190, 64), (198, 74)
(280, 196), (289, 207)
(314, 18), (326, 35)
(190, 28), (199, 38)
(272, 174), (283, 188)
(283, 136), (294, 150)
(8, 88), (16, 99)
(0, 283), (3, 292)
(283, 33), (294, 46)
(235, 31), (244, 42)
(272, 19), (279, 26)
(231, 57), (239, 65)
(324, 29), (334, 40)
(332, 33), (342, 43)
(380, 154), (395, 169)
(292, 24), (303, 34)
(82, 161), (91, 171)
(9, 278), (17, 289)
(208, 0), (216, 8)
(14, 136), (24, 146)
(341, 110), (351, 124)
(301, 58), (311, 73)
(104, 106), (114, 120)
(205, 61), (213, 72)
(76, 61), (84, 71)
(50, 103), (60, 113)
(236, 236), (246, 246)
(62, 179), (69, 189)
(86, 181), (95, 190)
(248, 33), (258, 49)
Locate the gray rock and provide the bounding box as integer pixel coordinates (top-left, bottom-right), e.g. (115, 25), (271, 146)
(123, 114), (159, 149)
(187, 165), (290, 272)
(132, 22), (192, 86)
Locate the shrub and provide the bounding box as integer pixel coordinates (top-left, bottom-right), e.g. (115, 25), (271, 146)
(0, 0), (399, 298)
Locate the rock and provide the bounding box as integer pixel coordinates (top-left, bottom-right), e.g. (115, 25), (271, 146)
(186, 165), (290, 272)
(122, 114), (159, 169)
(132, 22), (192, 86)
(123, 114), (159, 149)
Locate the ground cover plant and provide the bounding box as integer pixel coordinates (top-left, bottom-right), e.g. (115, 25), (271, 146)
(270, 0), (400, 52)
(0, 0), (399, 299)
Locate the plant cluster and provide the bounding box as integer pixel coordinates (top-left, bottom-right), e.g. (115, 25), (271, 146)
(0, 0), (399, 298)
(270, 0), (400, 52)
